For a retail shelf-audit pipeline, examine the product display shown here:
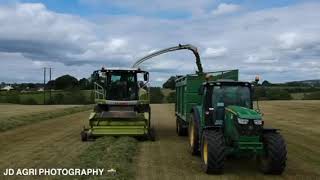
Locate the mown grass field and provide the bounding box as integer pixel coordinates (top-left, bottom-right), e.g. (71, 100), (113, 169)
(0, 104), (81, 119)
(0, 90), (93, 104)
(135, 101), (320, 180)
(0, 104), (92, 132)
(0, 101), (319, 180)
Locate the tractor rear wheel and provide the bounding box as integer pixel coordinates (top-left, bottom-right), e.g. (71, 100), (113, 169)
(259, 132), (287, 174)
(201, 130), (225, 174)
(188, 114), (199, 155)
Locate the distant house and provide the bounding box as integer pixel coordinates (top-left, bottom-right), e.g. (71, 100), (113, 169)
(37, 87), (44, 92)
(1, 85), (14, 91)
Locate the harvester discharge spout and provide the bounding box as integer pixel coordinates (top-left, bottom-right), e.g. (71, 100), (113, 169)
(132, 44), (203, 75)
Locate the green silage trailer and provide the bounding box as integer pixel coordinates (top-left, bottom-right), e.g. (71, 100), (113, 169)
(175, 69), (239, 135)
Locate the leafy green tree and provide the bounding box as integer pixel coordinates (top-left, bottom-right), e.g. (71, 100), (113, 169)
(266, 88), (292, 100)
(303, 91), (320, 100)
(162, 76), (177, 90)
(47, 80), (56, 90)
(262, 80), (272, 86)
(150, 87), (164, 104)
(79, 78), (90, 90)
(166, 91), (176, 103)
(55, 75), (79, 90)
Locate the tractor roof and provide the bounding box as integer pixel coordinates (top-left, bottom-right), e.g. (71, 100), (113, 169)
(205, 80), (252, 87)
(97, 67), (147, 73)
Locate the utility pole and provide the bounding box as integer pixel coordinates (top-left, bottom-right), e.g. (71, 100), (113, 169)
(49, 67), (52, 104)
(43, 67), (46, 105)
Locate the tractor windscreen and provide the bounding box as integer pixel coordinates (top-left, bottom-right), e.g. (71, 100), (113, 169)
(106, 72), (137, 101)
(212, 86), (252, 109)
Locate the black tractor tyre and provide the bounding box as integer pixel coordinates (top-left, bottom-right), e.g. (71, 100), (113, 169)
(81, 131), (88, 142)
(176, 118), (187, 136)
(259, 132), (287, 174)
(200, 130), (226, 174)
(188, 114), (200, 155)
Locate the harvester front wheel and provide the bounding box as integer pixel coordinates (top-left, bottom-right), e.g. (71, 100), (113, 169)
(259, 132), (287, 174)
(188, 114), (199, 155)
(201, 130), (225, 174)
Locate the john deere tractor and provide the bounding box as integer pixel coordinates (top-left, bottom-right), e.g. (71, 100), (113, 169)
(176, 73), (287, 174)
(81, 67), (154, 141)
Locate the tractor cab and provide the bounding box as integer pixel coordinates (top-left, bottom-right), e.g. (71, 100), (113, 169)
(200, 81), (256, 127)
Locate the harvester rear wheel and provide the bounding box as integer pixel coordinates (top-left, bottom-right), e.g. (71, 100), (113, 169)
(259, 132), (287, 174)
(200, 130), (225, 174)
(188, 114), (199, 155)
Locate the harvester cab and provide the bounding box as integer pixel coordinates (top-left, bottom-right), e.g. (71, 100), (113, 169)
(81, 67), (154, 141)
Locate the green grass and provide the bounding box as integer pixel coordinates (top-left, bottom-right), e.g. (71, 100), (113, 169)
(0, 90), (93, 104)
(0, 105), (92, 132)
(75, 137), (138, 180)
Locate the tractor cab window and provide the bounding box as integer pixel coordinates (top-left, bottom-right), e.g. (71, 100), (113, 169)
(212, 86), (252, 109)
(106, 72), (137, 100)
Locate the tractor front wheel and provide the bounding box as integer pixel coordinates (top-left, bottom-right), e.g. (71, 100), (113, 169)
(188, 114), (199, 155)
(200, 130), (225, 174)
(259, 132), (287, 174)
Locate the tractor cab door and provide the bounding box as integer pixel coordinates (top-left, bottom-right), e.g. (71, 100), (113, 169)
(210, 86), (226, 126)
(202, 86), (214, 127)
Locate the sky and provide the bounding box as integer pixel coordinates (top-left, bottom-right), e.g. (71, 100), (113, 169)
(0, 0), (319, 85)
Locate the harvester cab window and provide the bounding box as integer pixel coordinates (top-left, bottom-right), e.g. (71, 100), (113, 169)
(106, 72), (137, 101)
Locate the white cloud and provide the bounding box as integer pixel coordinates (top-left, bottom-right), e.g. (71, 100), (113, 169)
(0, 2), (320, 85)
(278, 32), (299, 49)
(212, 3), (241, 16)
(203, 47), (227, 58)
(244, 55), (278, 64)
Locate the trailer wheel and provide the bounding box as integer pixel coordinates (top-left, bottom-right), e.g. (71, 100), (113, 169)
(259, 132), (287, 174)
(201, 130), (225, 174)
(176, 118), (187, 136)
(188, 114), (199, 155)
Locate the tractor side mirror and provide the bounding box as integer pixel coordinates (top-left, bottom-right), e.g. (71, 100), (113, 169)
(144, 72), (149, 81)
(198, 85), (204, 95)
